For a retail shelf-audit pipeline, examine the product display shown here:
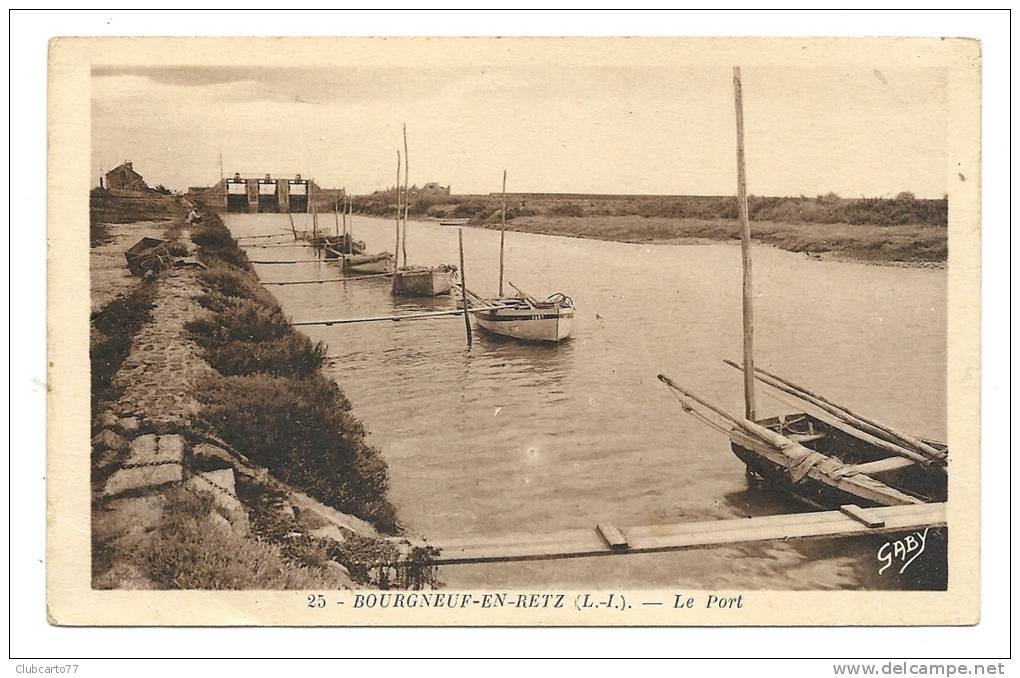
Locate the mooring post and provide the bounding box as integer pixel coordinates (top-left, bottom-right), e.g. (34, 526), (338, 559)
(458, 228), (473, 347)
(393, 150), (401, 291)
(733, 66), (756, 421)
(402, 123), (410, 268)
(499, 169), (507, 297)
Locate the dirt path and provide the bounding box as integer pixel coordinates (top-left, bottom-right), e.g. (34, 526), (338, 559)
(90, 219), (173, 314)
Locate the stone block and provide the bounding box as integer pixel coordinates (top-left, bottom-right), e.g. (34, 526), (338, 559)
(95, 411), (120, 430)
(126, 434), (159, 464)
(157, 434), (186, 462)
(103, 463), (182, 496)
(185, 468), (242, 513)
(191, 442), (235, 466)
(309, 524), (346, 543)
(117, 416), (141, 434)
(92, 429), (128, 453)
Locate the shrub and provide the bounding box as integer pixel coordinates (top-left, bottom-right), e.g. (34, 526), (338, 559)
(91, 283), (156, 412)
(197, 374), (398, 532)
(204, 334), (326, 377)
(548, 201), (585, 217)
(133, 487), (346, 589)
(198, 265), (279, 309)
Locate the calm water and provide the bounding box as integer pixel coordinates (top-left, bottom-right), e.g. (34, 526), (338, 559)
(226, 213), (946, 590)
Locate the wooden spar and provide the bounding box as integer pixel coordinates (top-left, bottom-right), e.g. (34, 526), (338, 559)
(733, 66), (756, 421)
(408, 503), (946, 566)
(657, 373), (776, 447)
(334, 190), (340, 237)
(658, 373), (924, 506)
(743, 362), (945, 461)
(458, 228), (473, 346)
(288, 212), (298, 241)
(393, 150), (401, 291)
(236, 231), (292, 240)
(311, 181), (318, 244)
(250, 258), (330, 265)
(348, 193), (354, 253)
(292, 304), (509, 327)
(402, 123), (410, 267)
(262, 273), (394, 286)
(507, 280), (538, 306)
(499, 169), (507, 296)
(722, 360), (937, 467)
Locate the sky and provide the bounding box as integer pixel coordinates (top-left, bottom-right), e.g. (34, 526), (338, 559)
(91, 54), (948, 198)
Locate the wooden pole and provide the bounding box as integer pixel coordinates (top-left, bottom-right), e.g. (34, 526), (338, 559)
(499, 169), (507, 297)
(335, 190), (340, 238)
(288, 212), (297, 241)
(724, 360), (946, 462)
(393, 151), (401, 290)
(458, 228), (473, 347)
(402, 123), (410, 267)
(733, 66), (755, 421)
(348, 193), (354, 254)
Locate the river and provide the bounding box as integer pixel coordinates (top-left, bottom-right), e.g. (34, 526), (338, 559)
(225, 213), (946, 590)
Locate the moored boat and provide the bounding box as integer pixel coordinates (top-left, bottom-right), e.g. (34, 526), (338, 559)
(344, 251), (395, 274)
(657, 67), (947, 513)
(472, 293), (574, 342)
(393, 265), (455, 296)
(439, 218), (470, 226)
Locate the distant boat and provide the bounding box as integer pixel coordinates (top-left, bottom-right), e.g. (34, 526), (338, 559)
(320, 234), (365, 258)
(393, 265), (455, 296)
(344, 251), (395, 274)
(439, 218), (470, 226)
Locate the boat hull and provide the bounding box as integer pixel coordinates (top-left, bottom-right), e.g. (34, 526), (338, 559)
(344, 253), (394, 274)
(393, 269), (453, 296)
(474, 306), (573, 342)
(728, 413), (947, 509)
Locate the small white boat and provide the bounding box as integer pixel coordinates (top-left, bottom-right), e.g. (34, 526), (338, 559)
(344, 252), (395, 274)
(439, 218), (470, 226)
(393, 265), (455, 296)
(468, 288), (574, 343)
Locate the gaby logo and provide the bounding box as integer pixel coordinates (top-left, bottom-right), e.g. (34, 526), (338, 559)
(877, 527), (930, 575)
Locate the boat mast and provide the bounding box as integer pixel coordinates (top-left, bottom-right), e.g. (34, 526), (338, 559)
(733, 66), (756, 421)
(499, 170), (507, 297)
(402, 123), (410, 267)
(335, 189), (340, 238)
(393, 150), (401, 289)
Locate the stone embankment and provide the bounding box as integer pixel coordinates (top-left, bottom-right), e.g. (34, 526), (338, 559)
(90, 199), (394, 590)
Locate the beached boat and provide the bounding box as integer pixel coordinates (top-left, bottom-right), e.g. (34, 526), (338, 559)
(439, 218), (470, 226)
(658, 68), (948, 511)
(393, 265), (455, 296)
(344, 251), (395, 274)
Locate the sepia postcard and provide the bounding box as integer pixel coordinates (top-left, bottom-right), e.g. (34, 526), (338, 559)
(47, 35), (981, 626)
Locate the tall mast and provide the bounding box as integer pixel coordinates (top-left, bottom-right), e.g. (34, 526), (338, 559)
(402, 123), (410, 267)
(499, 170), (507, 297)
(733, 66), (756, 421)
(393, 150), (401, 289)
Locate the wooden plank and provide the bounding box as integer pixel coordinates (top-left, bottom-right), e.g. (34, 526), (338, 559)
(262, 273), (393, 286)
(292, 304), (510, 327)
(417, 503), (944, 565)
(840, 504), (886, 528)
(596, 523), (629, 550)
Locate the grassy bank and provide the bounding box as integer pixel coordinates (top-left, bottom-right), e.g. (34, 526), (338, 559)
(333, 190), (946, 264)
(188, 214), (399, 532)
(487, 215), (948, 264)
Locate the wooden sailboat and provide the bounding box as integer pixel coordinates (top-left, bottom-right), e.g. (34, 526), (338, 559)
(658, 67), (947, 510)
(391, 124), (456, 297)
(458, 171), (575, 343)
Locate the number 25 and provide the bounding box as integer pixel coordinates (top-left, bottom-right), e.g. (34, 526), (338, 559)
(307, 594), (326, 608)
